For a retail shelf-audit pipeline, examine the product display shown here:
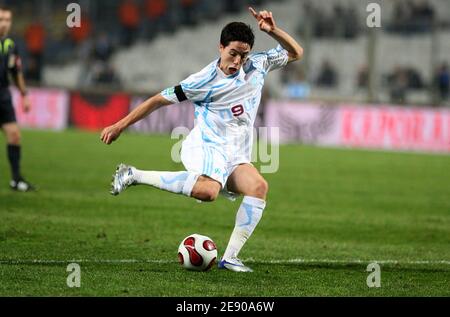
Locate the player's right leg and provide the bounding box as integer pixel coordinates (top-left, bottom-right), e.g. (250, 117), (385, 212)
(111, 163), (198, 197)
(1, 89), (34, 192)
(1, 120), (35, 192)
(111, 143), (225, 200)
(110, 163), (221, 201)
(218, 163), (269, 272)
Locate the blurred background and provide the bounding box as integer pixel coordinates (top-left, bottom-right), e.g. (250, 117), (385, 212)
(3, 0), (450, 152)
(1, 1), (449, 297)
(5, 0), (450, 104)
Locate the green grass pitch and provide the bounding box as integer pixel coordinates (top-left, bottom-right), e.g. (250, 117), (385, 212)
(0, 129), (449, 296)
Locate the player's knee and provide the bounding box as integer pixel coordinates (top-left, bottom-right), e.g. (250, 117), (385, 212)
(253, 179), (269, 198)
(7, 129), (21, 145)
(196, 187), (219, 202)
(192, 181), (220, 202)
(203, 187), (220, 202)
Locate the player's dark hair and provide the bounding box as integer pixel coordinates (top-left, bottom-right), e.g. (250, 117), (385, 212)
(220, 22), (254, 48)
(0, 5), (12, 13)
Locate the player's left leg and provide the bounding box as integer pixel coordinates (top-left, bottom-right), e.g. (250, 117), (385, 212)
(1, 122), (35, 192)
(219, 163), (268, 272)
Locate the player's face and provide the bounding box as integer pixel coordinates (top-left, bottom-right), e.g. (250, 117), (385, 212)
(219, 41), (251, 75)
(0, 10), (12, 37)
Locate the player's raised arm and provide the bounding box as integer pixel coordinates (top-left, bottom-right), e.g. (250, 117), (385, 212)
(100, 93), (173, 145)
(249, 7), (303, 63)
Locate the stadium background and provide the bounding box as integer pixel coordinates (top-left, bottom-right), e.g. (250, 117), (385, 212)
(5, 0), (450, 151)
(1, 0), (449, 296)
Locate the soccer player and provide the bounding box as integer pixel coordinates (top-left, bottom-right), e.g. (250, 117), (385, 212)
(101, 7), (303, 272)
(0, 6), (35, 192)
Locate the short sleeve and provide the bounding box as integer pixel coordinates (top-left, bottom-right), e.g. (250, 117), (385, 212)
(248, 44), (289, 74)
(160, 62), (217, 104)
(160, 86), (180, 103)
(6, 39), (22, 75)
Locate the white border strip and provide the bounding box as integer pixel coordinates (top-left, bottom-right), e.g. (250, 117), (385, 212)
(0, 258), (449, 266)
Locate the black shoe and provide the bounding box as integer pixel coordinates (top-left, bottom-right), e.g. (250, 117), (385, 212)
(10, 179), (36, 192)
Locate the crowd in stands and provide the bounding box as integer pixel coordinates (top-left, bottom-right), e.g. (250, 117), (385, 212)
(7, 0), (271, 87)
(434, 63), (449, 101)
(296, 0), (440, 39)
(280, 59), (450, 105)
(388, 0), (436, 34)
(298, 1), (359, 39)
(3, 0), (449, 105)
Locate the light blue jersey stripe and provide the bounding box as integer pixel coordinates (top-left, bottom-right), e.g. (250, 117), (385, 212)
(183, 64), (217, 89)
(202, 144), (208, 175)
(207, 147), (213, 175)
(160, 173), (188, 185)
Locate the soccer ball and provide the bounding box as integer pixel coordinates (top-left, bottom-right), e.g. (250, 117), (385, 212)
(178, 233), (218, 271)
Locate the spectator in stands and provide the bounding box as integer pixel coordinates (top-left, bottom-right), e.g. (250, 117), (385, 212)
(343, 6), (358, 39)
(224, 0), (242, 14)
(316, 60), (338, 87)
(315, 7), (332, 38)
(143, 0), (168, 40)
(283, 65), (310, 100)
(405, 66), (424, 89)
(24, 21), (45, 83)
(434, 63), (450, 102)
(390, 0), (435, 33)
(296, 0), (312, 36)
(391, 0), (412, 33)
(196, 0), (222, 21)
(69, 16), (92, 46)
(255, 87), (270, 129)
(280, 61), (296, 85)
(180, 0), (198, 26)
(412, 0), (435, 32)
(93, 63), (121, 88)
(386, 65), (424, 94)
(332, 4), (346, 38)
(118, 0), (140, 47)
(389, 66), (409, 104)
(300, 2), (359, 39)
(356, 64), (369, 89)
(93, 32), (114, 62)
(80, 32), (117, 88)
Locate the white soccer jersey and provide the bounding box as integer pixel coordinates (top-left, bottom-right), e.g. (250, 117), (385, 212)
(161, 45), (288, 186)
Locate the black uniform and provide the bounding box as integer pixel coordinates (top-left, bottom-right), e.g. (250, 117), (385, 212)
(0, 37), (21, 125)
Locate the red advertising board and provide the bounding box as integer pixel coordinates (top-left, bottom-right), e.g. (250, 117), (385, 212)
(70, 92), (130, 131)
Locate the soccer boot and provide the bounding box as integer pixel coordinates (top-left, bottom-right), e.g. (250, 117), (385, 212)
(10, 179), (36, 192)
(110, 163), (137, 196)
(218, 257), (253, 272)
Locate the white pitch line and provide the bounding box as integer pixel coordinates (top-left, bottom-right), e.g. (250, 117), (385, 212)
(0, 258), (449, 266)
(0, 259), (175, 264)
(246, 258), (450, 266)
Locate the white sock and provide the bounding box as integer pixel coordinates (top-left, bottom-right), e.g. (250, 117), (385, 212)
(133, 169), (199, 197)
(222, 196), (266, 260)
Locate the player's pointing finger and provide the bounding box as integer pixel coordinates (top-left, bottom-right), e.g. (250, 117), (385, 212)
(248, 7), (258, 18)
